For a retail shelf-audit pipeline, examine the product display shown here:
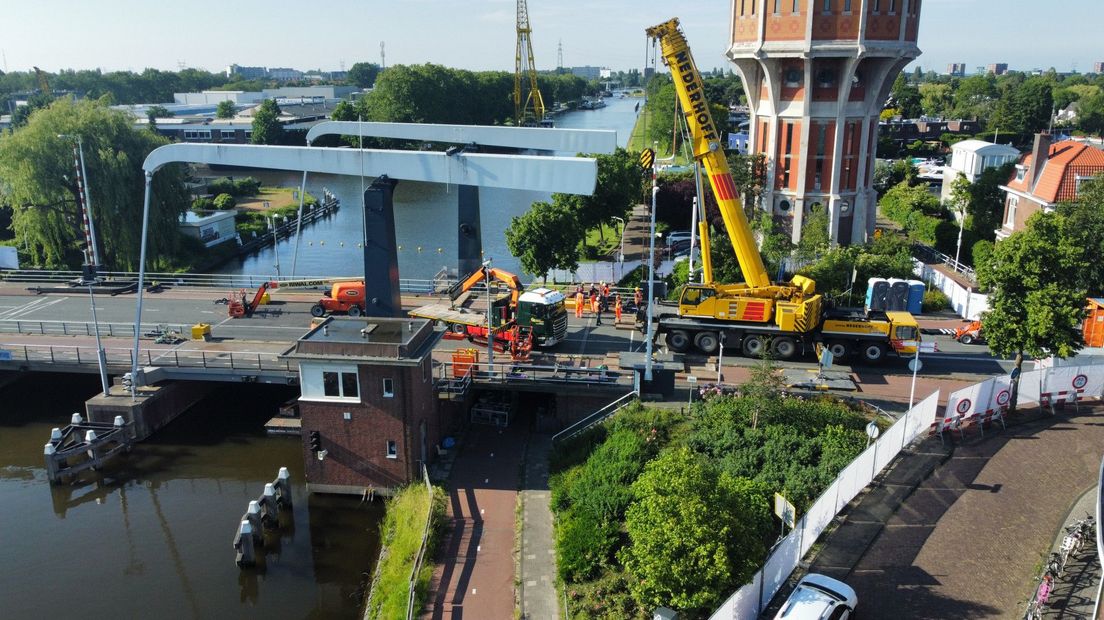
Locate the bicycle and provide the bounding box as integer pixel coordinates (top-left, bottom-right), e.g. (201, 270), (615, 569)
(1045, 551), (1063, 579)
(1024, 573), (1054, 620)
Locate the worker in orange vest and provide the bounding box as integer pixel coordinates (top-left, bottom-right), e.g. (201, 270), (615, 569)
(591, 291), (602, 325)
(574, 289), (585, 318)
(634, 286), (643, 310)
(614, 293), (622, 323)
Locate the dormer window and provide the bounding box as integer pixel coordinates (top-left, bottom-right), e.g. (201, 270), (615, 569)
(1015, 165), (1026, 182)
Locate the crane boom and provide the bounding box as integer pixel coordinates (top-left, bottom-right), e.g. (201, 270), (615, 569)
(646, 18), (770, 289)
(514, 0), (546, 125)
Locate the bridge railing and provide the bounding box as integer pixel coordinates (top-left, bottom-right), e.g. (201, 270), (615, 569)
(435, 360), (633, 387)
(0, 319), (194, 338)
(0, 343), (293, 372)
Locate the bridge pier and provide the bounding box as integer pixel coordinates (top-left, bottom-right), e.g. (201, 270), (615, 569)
(85, 380), (216, 440)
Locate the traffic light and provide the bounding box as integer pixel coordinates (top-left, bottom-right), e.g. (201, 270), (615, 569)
(308, 431), (321, 453)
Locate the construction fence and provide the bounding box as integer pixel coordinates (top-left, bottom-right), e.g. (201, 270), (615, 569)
(709, 362), (1104, 619)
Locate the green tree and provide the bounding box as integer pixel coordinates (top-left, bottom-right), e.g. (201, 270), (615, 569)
(215, 100), (236, 119)
(0, 97), (189, 270)
(562, 148), (644, 246)
(145, 105), (174, 125)
(622, 447), (770, 615)
(346, 62), (381, 89)
(1078, 92), (1104, 135)
(504, 199), (584, 281)
(919, 82), (953, 117)
(951, 74), (997, 120)
(251, 99), (284, 145)
(213, 193), (236, 210)
(965, 162), (1015, 242)
(794, 206), (830, 265)
(979, 212), (1087, 410)
(890, 73), (922, 119)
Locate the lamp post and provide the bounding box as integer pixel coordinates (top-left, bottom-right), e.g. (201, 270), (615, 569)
(612, 216), (625, 281)
(483, 258), (494, 374)
(270, 213), (281, 278)
(58, 133), (109, 397)
(645, 154), (659, 383)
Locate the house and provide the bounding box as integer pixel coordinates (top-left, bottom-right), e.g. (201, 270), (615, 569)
(179, 210), (236, 247)
(285, 317), (444, 495)
(997, 133), (1104, 239)
(940, 139), (1019, 202)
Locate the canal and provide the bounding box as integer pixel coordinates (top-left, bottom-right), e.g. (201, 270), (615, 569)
(0, 373), (383, 619)
(219, 96), (641, 280)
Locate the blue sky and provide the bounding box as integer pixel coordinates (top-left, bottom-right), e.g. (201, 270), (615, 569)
(3, 0), (1101, 75)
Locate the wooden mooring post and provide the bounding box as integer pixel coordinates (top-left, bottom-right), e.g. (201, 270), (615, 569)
(234, 467), (293, 567)
(43, 413), (131, 484)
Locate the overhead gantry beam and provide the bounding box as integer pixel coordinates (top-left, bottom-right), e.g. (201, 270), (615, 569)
(305, 121), (617, 154)
(142, 143), (598, 195)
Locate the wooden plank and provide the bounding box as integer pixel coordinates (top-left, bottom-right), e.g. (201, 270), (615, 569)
(408, 304), (488, 326)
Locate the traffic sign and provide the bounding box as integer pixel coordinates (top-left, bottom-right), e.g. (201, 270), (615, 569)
(919, 341), (937, 353)
(774, 493), (796, 529)
(639, 148), (655, 170)
(908, 358), (922, 372)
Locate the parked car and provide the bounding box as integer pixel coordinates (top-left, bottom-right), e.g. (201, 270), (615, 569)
(774, 573), (857, 620)
(665, 231), (692, 247)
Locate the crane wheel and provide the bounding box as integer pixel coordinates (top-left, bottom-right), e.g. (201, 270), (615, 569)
(666, 330), (691, 353)
(310, 304), (325, 318)
(959, 334), (975, 345)
(694, 332), (719, 355)
(451, 323), (468, 334)
(347, 305), (362, 317)
(860, 343), (887, 364)
(771, 337), (797, 360)
(742, 335), (766, 358)
(827, 341), (849, 361)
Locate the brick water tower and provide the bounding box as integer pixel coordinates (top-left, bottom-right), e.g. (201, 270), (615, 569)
(728, 0), (922, 244)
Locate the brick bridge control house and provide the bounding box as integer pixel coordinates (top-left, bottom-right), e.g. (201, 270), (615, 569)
(285, 317), (444, 495)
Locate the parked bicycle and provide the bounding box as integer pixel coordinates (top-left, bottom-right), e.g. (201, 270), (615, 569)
(1024, 573), (1054, 620)
(1045, 551), (1063, 579)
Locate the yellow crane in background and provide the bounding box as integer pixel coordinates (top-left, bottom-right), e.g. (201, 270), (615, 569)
(33, 66), (51, 95)
(514, 0), (547, 126)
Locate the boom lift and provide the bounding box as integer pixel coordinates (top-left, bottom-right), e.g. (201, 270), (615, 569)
(227, 278), (363, 318)
(408, 264), (568, 359)
(643, 18), (919, 363)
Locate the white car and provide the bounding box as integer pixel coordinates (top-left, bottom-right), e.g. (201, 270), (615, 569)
(774, 573), (858, 620)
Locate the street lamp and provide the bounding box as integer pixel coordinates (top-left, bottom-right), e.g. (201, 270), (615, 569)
(58, 133), (109, 397)
(611, 216), (626, 281)
(483, 258), (494, 374)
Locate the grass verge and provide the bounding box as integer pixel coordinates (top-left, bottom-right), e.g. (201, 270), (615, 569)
(363, 483), (448, 620)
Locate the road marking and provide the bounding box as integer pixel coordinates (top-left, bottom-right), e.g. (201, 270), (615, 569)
(1, 297), (66, 320)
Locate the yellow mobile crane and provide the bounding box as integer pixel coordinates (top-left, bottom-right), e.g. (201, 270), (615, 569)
(644, 19), (919, 363)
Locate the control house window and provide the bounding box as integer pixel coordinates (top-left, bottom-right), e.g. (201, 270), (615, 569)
(301, 363), (361, 402)
(386, 440), (398, 459)
(383, 378), (395, 398)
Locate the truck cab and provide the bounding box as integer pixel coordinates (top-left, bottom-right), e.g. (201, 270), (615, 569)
(517, 288), (568, 346)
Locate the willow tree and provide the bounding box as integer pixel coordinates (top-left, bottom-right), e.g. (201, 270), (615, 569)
(0, 97), (190, 270)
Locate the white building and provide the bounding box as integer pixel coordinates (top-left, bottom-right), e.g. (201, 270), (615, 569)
(940, 139), (1020, 201)
(179, 211), (237, 248)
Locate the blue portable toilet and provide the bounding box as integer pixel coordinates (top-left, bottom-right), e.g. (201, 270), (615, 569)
(907, 280), (926, 315)
(866, 278), (888, 311)
(887, 278), (911, 311)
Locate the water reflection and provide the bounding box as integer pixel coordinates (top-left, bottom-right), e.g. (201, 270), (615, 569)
(0, 374), (382, 619)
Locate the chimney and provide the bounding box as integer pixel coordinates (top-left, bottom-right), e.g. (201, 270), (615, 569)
(1028, 132), (1052, 188)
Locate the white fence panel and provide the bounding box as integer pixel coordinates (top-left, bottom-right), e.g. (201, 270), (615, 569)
(1018, 369), (1044, 404)
(708, 569), (762, 620)
(834, 446), (876, 513)
(875, 420), (905, 473)
(913, 261), (989, 320)
(760, 530), (802, 610)
(800, 481), (840, 556)
(902, 390), (941, 445)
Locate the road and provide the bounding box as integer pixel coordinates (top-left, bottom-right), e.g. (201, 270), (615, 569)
(0, 284), (1012, 392)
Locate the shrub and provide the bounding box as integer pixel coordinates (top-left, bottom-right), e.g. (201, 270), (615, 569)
(207, 176), (261, 197)
(567, 429), (656, 522)
(566, 569), (640, 619)
(213, 193), (236, 210)
(191, 197), (214, 211)
(555, 508), (619, 583)
(922, 289), (950, 313)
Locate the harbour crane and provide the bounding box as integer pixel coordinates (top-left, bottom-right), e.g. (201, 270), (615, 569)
(514, 0), (547, 126)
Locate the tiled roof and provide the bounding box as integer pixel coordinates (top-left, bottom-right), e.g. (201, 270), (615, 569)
(1006, 140), (1104, 203)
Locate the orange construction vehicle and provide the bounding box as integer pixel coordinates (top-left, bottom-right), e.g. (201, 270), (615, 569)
(408, 265), (568, 360)
(953, 320), (983, 345)
(227, 278), (364, 318)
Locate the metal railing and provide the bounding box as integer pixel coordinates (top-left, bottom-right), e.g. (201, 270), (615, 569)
(0, 343), (293, 372)
(0, 319), (193, 338)
(435, 360), (632, 388)
(911, 243), (977, 282)
(406, 464), (434, 620)
(552, 391), (638, 443)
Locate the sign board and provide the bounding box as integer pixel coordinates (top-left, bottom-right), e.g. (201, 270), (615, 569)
(639, 148), (655, 170)
(819, 348), (834, 370)
(0, 246), (17, 269)
(0, 349), (11, 361)
(919, 341), (938, 353)
(865, 421), (880, 440)
(774, 492), (796, 529)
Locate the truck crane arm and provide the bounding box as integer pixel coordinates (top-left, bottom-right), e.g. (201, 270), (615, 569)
(447, 266), (524, 307)
(647, 18), (814, 298)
